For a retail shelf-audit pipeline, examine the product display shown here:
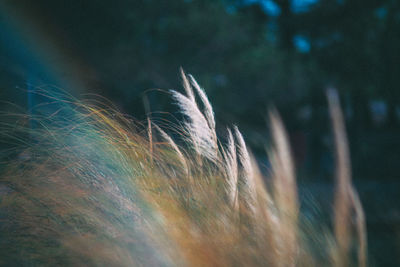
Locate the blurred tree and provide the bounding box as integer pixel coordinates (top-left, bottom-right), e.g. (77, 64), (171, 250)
(0, 0), (314, 132)
(1, 0), (399, 180)
(296, 0), (400, 125)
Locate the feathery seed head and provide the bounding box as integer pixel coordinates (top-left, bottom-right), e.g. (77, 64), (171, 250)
(0, 72), (367, 267)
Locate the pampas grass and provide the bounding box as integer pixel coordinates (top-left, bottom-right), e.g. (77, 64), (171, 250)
(0, 71), (366, 266)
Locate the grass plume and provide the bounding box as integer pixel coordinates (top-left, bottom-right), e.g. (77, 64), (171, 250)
(0, 72), (367, 266)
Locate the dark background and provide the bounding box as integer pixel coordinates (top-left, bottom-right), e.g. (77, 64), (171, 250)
(0, 0), (399, 265)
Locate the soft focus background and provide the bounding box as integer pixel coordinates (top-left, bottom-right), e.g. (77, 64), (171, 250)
(0, 0), (399, 265)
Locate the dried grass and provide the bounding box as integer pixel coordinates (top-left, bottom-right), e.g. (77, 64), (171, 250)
(0, 72), (367, 266)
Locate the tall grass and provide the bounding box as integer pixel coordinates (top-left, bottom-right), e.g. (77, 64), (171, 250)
(0, 71), (366, 266)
